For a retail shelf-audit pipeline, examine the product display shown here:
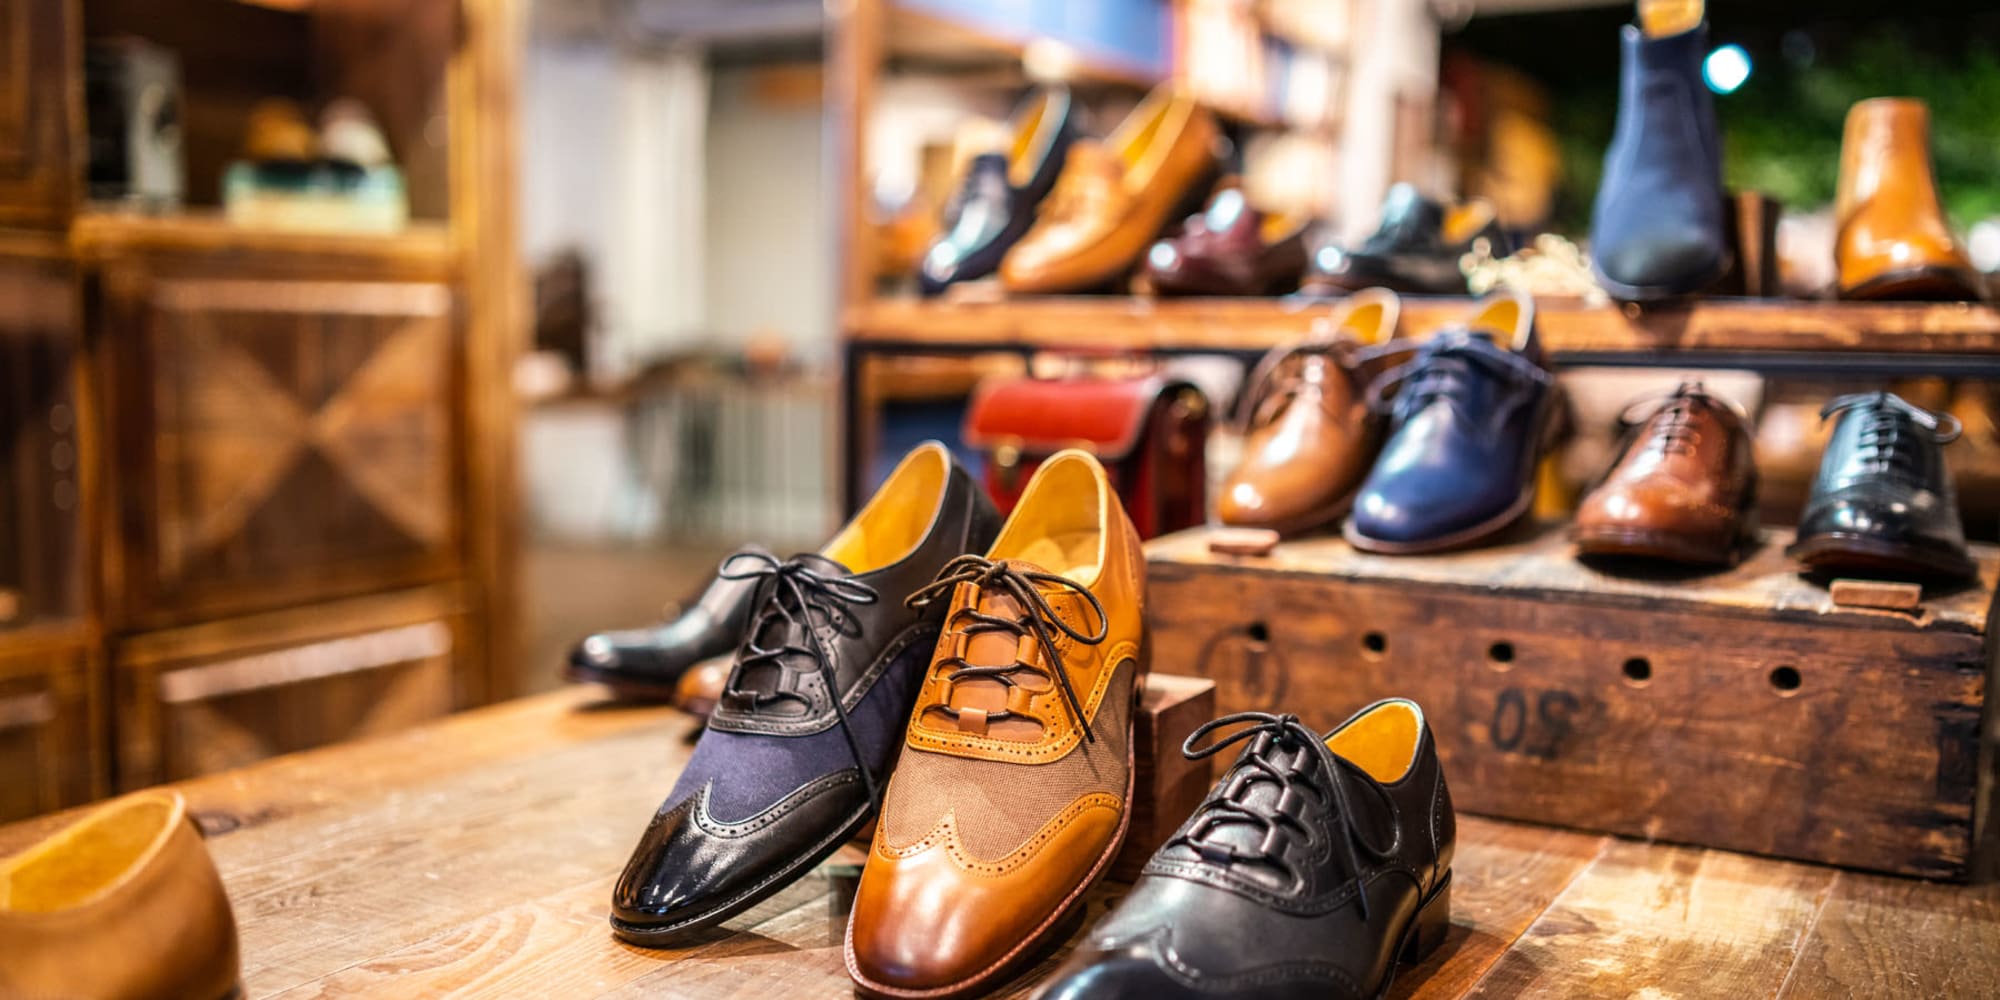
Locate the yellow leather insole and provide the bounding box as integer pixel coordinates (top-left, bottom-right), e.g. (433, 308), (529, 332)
(1325, 701), (1422, 783)
(989, 452), (1105, 580)
(1465, 296), (1528, 351)
(1441, 202), (1496, 246)
(1008, 98), (1048, 189)
(822, 444), (948, 574)
(0, 796), (175, 913)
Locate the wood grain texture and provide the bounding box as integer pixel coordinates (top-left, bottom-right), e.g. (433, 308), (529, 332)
(3, 688), (1999, 998)
(0, 0), (77, 228)
(846, 295), (2000, 358)
(1146, 524), (1997, 879)
(1112, 673), (1215, 879)
(1778, 872), (2000, 999)
(1467, 841), (1836, 997)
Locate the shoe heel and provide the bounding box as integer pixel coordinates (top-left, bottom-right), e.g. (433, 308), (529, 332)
(1399, 873), (1452, 966)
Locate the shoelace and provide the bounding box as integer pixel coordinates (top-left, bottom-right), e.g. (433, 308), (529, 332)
(1614, 382), (1744, 457)
(1823, 392), (1962, 486)
(717, 551), (886, 802)
(1168, 712), (1402, 919)
(904, 554), (1108, 741)
(1233, 337), (1361, 431)
(1359, 331), (1552, 425)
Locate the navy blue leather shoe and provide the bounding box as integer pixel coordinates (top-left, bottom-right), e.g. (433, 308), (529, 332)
(1589, 20), (1730, 302)
(610, 443), (1001, 945)
(1344, 290), (1557, 554)
(919, 88), (1077, 295)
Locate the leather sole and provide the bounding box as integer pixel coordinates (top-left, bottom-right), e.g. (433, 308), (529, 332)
(609, 795), (876, 948)
(1838, 265), (1986, 302)
(1590, 249), (1733, 303)
(1574, 518), (1754, 568)
(1375, 872), (1454, 999)
(843, 653), (1148, 1000)
(1219, 484), (1360, 539)
(1785, 530), (1978, 582)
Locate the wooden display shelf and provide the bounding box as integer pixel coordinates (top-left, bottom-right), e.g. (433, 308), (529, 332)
(845, 294), (2000, 370)
(1144, 522), (1999, 880)
(70, 209), (456, 272)
(3, 686), (1996, 997)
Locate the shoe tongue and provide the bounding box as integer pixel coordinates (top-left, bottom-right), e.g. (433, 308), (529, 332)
(1063, 141), (1124, 189)
(960, 559), (1058, 666)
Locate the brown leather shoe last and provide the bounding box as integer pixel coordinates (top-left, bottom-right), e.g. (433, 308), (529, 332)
(845, 450), (1146, 999)
(1219, 289), (1399, 535)
(1001, 88), (1219, 294)
(1836, 98), (1985, 301)
(1575, 382), (1758, 566)
(0, 791), (242, 1000)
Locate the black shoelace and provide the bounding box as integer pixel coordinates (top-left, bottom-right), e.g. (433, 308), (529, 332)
(904, 555), (1108, 741)
(717, 552), (885, 803)
(1168, 712), (1402, 920)
(1823, 392), (1962, 486)
(1359, 331), (1552, 426)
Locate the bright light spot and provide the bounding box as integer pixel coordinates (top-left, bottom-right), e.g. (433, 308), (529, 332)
(1704, 44), (1751, 94)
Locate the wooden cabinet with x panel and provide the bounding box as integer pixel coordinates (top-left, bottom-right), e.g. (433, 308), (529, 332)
(0, 0), (522, 818)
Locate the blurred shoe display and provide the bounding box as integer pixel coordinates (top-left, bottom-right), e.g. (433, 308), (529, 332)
(0, 791), (241, 1000)
(1000, 88), (1220, 294)
(1144, 179), (1310, 296)
(1302, 183), (1507, 296)
(920, 88), (1078, 296)
(1835, 99), (1986, 302)
(1218, 289), (1397, 535)
(241, 98), (317, 164)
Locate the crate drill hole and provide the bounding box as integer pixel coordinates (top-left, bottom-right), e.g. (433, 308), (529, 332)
(1769, 665), (1802, 694)
(1361, 631), (1388, 656)
(1245, 622), (1270, 644)
(1622, 657), (1652, 686)
(1487, 641), (1516, 667)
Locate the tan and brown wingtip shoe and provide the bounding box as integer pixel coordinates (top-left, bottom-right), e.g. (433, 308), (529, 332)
(845, 449), (1147, 999)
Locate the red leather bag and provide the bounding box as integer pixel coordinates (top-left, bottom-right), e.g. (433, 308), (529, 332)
(961, 374), (1210, 539)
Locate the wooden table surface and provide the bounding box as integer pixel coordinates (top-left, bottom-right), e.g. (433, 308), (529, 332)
(7, 688), (1999, 999)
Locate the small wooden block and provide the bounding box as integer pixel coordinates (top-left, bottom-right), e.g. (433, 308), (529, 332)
(1113, 673), (1218, 881)
(1830, 578), (1924, 612)
(1207, 527), (1280, 557)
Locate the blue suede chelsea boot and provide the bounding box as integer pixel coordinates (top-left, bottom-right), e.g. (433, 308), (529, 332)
(1588, 19), (1729, 302)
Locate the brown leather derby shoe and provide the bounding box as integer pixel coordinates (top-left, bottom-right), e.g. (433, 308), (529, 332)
(1218, 289), (1400, 535)
(1575, 381), (1758, 566)
(0, 791), (242, 1000)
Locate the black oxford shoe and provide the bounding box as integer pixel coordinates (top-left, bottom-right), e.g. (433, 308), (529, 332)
(1787, 391), (1977, 581)
(565, 547), (767, 701)
(1037, 702), (1456, 1000)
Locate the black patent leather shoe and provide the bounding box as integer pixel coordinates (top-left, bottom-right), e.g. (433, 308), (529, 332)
(1037, 703), (1456, 1000)
(565, 547), (768, 701)
(920, 87), (1077, 295)
(1301, 184), (1509, 296)
(1787, 392), (1977, 581)
(610, 443), (1002, 946)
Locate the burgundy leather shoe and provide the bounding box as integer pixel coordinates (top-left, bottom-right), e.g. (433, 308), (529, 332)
(1145, 181), (1309, 296)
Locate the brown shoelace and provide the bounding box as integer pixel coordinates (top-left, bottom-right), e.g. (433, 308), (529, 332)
(904, 555), (1108, 741)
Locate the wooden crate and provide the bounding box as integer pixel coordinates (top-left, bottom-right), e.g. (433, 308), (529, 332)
(1144, 523), (1997, 880)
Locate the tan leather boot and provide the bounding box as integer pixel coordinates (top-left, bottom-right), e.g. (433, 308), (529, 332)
(1835, 98), (1984, 301)
(0, 791), (242, 1000)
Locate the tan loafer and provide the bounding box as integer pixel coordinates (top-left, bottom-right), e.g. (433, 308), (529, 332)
(0, 791), (242, 1000)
